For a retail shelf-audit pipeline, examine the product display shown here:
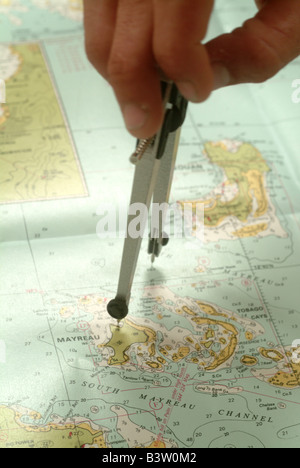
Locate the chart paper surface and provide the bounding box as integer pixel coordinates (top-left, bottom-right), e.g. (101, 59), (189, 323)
(0, 0), (300, 448)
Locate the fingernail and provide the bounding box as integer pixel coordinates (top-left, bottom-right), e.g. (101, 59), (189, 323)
(123, 103), (148, 131)
(212, 63), (231, 90)
(177, 81), (200, 103)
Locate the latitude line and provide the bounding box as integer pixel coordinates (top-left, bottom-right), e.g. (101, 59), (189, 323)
(187, 111), (299, 382)
(20, 205), (73, 409)
(237, 233), (296, 380)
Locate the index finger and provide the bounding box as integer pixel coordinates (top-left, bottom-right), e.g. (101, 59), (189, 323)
(107, 0), (164, 139)
(153, 0), (215, 102)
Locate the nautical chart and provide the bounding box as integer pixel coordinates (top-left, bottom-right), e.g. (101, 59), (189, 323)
(0, 0), (300, 448)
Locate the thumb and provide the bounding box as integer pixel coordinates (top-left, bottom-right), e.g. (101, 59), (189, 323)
(206, 0), (300, 89)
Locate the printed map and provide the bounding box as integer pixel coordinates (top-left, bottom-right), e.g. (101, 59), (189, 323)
(0, 0), (300, 448)
(0, 42), (87, 202)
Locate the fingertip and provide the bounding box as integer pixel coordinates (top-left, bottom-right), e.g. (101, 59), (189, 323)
(123, 104), (149, 133)
(176, 70), (214, 103)
(121, 100), (164, 140)
(176, 81), (203, 103)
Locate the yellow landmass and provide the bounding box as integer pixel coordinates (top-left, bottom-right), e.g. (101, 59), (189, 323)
(90, 433), (107, 448)
(0, 0), (16, 5)
(159, 347), (169, 356)
(233, 223), (268, 238)
(0, 43), (87, 203)
(0, 105), (9, 126)
(146, 440), (166, 449)
(146, 361), (162, 369)
(157, 356), (166, 364)
(178, 346), (190, 359)
(191, 316), (238, 371)
(245, 169), (268, 217)
(268, 362), (300, 389)
(245, 331), (254, 341)
(185, 336), (194, 344)
(172, 347), (191, 362)
(241, 355), (258, 367)
(182, 306), (197, 316)
(104, 319), (156, 366)
(179, 142), (271, 236)
(259, 347), (284, 363)
(154, 300), (240, 371)
(155, 296), (164, 304)
(196, 302), (227, 318)
(202, 340), (213, 349)
(0, 406), (108, 448)
(205, 329), (215, 339)
(189, 357), (199, 364)
(207, 337), (238, 371)
(148, 343), (156, 357)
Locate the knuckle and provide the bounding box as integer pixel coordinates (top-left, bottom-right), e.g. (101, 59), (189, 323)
(240, 21), (287, 81)
(249, 42), (282, 81)
(154, 42), (183, 79)
(107, 52), (143, 84)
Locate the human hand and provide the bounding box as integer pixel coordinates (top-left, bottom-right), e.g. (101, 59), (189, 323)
(84, 0), (300, 139)
(207, 0), (300, 92)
